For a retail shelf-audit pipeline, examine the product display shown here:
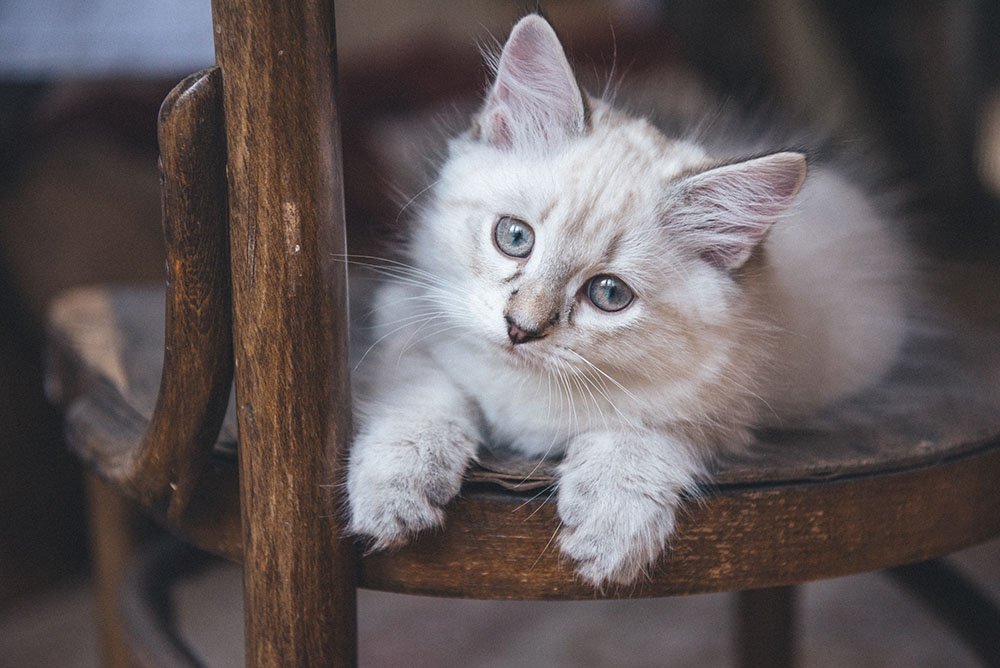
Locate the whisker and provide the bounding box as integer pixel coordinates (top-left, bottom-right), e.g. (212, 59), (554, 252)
(530, 516), (563, 571)
(395, 315), (453, 364)
(398, 322), (467, 361)
(525, 484), (559, 521)
(512, 481), (557, 513)
(394, 177), (443, 225)
(562, 349), (641, 404)
(352, 312), (445, 372)
(514, 366), (566, 484)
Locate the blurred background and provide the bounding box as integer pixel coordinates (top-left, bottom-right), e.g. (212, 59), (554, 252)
(1, 0), (998, 666)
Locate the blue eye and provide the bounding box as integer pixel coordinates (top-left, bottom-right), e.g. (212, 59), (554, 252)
(587, 275), (634, 312)
(494, 216), (535, 259)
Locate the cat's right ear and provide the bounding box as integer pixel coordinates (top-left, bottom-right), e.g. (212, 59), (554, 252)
(477, 15), (587, 151)
(670, 152), (808, 270)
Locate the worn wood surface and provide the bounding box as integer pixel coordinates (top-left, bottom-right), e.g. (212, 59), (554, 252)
(46, 67), (232, 527)
(209, 0), (358, 666)
(62, 373), (242, 560)
(50, 273), (1000, 599)
(362, 443), (1000, 598)
(139, 66), (233, 524)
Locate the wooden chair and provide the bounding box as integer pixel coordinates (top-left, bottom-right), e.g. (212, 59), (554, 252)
(45, 0), (1000, 666)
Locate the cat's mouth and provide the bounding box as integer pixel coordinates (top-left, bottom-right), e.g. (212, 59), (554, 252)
(500, 338), (545, 366)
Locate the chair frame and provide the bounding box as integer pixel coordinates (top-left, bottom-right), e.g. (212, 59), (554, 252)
(43, 1), (1000, 666)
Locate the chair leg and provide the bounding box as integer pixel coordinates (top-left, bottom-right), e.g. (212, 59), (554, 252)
(117, 537), (209, 668)
(887, 558), (1000, 667)
(735, 585), (797, 668)
(86, 474), (149, 668)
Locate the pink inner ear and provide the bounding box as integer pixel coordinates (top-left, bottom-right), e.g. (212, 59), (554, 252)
(487, 109), (513, 148)
(503, 24), (548, 74)
(480, 15), (585, 149)
(675, 152), (807, 270)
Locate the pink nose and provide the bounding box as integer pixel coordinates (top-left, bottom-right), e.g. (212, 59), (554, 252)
(505, 316), (543, 344)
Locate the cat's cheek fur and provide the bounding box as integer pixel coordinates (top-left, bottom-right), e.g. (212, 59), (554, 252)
(555, 430), (706, 587)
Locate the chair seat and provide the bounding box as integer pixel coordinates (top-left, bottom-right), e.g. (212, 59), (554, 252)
(47, 279), (1000, 599)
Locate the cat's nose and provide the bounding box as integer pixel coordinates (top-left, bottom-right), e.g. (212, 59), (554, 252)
(505, 315), (544, 344)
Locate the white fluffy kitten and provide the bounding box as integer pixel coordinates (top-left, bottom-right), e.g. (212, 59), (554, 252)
(347, 15), (909, 586)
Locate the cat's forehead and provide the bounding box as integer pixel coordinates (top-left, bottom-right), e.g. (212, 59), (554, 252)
(529, 124), (701, 238)
(440, 112), (708, 263)
(536, 123), (701, 211)
(449, 109), (704, 188)
(570, 112), (707, 178)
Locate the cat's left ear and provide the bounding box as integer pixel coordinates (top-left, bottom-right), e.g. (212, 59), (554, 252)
(478, 15), (587, 150)
(670, 152), (807, 270)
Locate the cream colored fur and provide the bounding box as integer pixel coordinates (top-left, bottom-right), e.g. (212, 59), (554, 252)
(346, 15), (910, 586)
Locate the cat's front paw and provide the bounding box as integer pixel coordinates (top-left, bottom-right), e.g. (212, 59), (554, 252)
(346, 422), (475, 551)
(556, 472), (679, 588)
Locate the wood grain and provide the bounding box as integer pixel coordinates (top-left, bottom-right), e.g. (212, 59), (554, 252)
(46, 67), (232, 525)
(50, 282), (1000, 599)
(361, 443), (1000, 599)
(209, 0), (358, 665)
(136, 67), (233, 523)
(65, 383), (242, 561)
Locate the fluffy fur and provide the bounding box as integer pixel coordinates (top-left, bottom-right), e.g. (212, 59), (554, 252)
(346, 15), (911, 586)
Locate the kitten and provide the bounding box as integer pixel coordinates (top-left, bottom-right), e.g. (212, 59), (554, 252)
(346, 14), (910, 586)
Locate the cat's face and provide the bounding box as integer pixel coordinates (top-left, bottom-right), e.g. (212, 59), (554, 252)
(415, 110), (746, 388)
(406, 15), (805, 394)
